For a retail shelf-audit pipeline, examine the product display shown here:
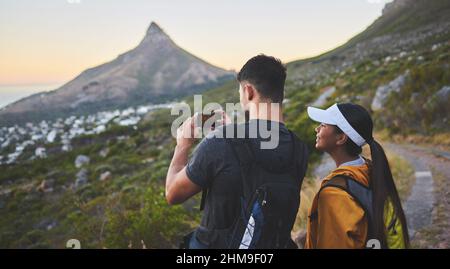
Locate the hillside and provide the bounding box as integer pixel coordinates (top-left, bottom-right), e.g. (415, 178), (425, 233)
(0, 0), (449, 248)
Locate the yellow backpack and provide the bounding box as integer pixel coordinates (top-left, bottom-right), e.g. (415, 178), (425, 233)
(384, 198), (406, 249)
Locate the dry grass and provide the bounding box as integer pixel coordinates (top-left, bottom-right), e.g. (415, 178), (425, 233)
(291, 177), (320, 248)
(362, 143), (415, 201)
(385, 148), (416, 201)
(292, 177), (321, 234)
(377, 130), (450, 151)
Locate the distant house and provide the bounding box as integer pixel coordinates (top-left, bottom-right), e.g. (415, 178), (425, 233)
(35, 147), (47, 158)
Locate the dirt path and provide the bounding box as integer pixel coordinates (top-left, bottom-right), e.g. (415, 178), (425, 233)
(386, 144), (435, 237)
(386, 143), (450, 248)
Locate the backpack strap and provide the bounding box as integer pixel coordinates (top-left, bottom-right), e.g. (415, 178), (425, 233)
(309, 176), (346, 221)
(310, 174), (374, 242)
(226, 136), (254, 206)
(199, 124), (253, 211)
(226, 127), (302, 196)
(316, 175), (374, 220)
(200, 188), (207, 211)
(199, 125), (303, 216)
(333, 175), (373, 222)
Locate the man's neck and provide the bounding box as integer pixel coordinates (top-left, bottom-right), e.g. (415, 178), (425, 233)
(248, 102), (284, 123)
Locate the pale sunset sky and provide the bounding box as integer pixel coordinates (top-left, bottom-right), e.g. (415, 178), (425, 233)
(0, 0), (391, 87)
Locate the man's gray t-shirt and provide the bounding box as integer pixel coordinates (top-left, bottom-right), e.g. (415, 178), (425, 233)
(186, 119), (295, 189)
(185, 119), (306, 232)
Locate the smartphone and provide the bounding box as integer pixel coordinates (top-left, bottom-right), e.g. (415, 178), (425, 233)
(198, 112), (218, 129)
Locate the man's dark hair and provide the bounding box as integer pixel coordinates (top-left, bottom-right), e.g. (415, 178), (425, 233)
(237, 54), (286, 104)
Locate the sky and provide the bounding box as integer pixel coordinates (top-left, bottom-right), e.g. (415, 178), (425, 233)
(0, 0), (392, 87)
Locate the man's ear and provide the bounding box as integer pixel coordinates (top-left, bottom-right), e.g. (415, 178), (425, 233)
(335, 133), (348, 146)
(245, 84), (255, 101)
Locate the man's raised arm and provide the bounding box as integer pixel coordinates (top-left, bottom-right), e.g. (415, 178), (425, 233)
(165, 116), (202, 205)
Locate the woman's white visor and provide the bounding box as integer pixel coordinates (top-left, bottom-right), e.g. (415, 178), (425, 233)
(307, 104), (367, 146)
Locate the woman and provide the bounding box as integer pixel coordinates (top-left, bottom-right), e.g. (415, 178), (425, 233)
(304, 103), (409, 249)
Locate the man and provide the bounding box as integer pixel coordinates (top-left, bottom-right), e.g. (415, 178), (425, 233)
(165, 54), (309, 249)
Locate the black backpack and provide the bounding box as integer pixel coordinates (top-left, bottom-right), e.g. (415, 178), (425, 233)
(198, 129), (308, 249)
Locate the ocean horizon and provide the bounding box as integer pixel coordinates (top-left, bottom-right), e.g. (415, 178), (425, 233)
(0, 83), (62, 109)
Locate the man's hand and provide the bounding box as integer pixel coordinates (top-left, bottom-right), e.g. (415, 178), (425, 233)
(166, 114), (202, 205)
(176, 115), (196, 148)
(165, 111), (229, 205)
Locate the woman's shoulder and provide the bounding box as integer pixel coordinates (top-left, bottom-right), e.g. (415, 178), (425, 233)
(318, 186), (366, 217)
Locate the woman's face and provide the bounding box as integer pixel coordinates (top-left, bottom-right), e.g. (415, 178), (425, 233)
(314, 123), (339, 152)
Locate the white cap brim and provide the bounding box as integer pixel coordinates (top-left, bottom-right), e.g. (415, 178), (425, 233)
(307, 104), (367, 147)
(307, 106), (336, 125)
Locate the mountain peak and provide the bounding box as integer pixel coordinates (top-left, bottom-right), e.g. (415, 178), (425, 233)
(147, 21), (164, 35)
(140, 21), (171, 45)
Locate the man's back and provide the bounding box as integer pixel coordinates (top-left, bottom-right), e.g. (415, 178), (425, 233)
(186, 119), (309, 248)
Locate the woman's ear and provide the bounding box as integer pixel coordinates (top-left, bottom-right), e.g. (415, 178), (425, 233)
(335, 133), (348, 146)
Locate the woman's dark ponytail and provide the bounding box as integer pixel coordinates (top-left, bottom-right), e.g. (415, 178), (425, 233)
(368, 139), (410, 248)
(337, 103), (410, 248)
